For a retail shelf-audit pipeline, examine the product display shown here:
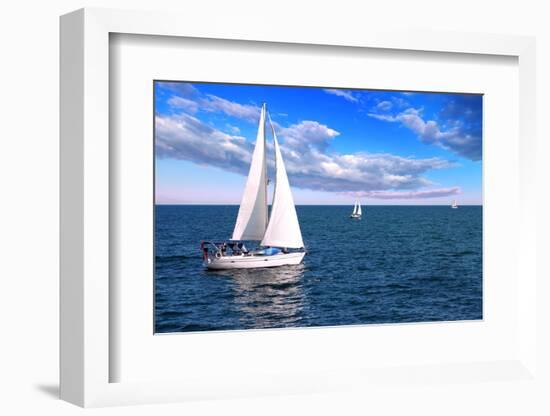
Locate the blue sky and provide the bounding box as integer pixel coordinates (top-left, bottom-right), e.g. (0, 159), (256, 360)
(155, 81), (482, 205)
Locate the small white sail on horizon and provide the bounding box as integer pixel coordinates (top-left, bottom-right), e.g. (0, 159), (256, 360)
(350, 199), (362, 219)
(451, 199), (458, 209)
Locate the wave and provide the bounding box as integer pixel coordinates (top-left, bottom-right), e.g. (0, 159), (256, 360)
(258, 281), (300, 291)
(384, 283), (410, 290)
(155, 254), (190, 263)
(452, 250), (477, 256)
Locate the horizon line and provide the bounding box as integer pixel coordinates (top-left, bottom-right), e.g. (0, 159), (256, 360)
(155, 203), (483, 206)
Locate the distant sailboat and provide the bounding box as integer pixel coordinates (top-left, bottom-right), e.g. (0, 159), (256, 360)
(201, 103), (306, 270)
(350, 200), (362, 219)
(451, 199), (458, 209)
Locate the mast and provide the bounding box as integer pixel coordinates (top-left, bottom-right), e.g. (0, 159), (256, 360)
(263, 104), (269, 231)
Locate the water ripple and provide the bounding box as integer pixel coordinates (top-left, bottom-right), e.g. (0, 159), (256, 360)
(155, 205), (482, 333)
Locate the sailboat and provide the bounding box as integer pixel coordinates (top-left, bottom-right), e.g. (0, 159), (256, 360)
(350, 200), (362, 219)
(451, 199), (458, 209)
(201, 103), (306, 270)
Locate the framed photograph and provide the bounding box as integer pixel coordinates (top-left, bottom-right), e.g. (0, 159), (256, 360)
(153, 80), (483, 334)
(60, 8), (538, 408)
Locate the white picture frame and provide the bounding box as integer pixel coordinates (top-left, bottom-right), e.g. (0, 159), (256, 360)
(60, 7), (538, 408)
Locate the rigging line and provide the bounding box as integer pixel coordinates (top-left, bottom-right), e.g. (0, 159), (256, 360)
(266, 110), (276, 137)
(262, 103), (268, 231)
(266, 110), (278, 212)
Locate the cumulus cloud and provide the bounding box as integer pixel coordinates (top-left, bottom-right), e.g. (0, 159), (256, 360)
(376, 101), (393, 111)
(368, 104), (482, 161)
(158, 81), (261, 123)
(201, 94), (261, 122)
(167, 96), (199, 113)
(156, 113), (252, 176)
(226, 124), (241, 134)
(159, 82), (198, 97)
(155, 82), (464, 197)
(156, 112), (456, 194)
(279, 149), (454, 193)
(276, 120), (340, 151)
(391, 96), (409, 108)
(323, 89), (359, 103)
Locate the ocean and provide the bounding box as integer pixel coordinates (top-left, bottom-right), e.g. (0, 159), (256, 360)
(155, 205), (482, 333)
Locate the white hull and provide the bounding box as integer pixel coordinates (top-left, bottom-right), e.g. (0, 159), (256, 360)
(205, 251), (305, 270)
(350, 214), (361, 219)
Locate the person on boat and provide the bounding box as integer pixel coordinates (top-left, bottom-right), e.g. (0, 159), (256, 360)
(238, 242), (249, 255)
(234, 243), (244, 256)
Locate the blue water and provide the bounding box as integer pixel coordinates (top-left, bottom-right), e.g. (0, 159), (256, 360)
(155, 205), (482, 333)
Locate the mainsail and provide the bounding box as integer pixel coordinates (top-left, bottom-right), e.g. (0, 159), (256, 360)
(356, 201), (362, 216)
(231, 104), (268, 240)
(261, 114), (304, 248)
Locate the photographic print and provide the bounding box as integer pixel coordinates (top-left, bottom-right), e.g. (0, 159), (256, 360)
(154, 81), (482, 333)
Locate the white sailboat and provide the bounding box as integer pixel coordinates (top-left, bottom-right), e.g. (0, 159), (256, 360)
(451, 199), (458, 209)
(350, 199), (362, 219)
(201, 103), (306, 270)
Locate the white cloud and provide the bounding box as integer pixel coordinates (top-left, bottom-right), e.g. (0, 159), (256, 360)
(277, 120), (340, 151)
(156, 112), (456, 194)
(157, 83), (465, 195)
(279, 150), (454, 193)
(156, 113), (252, 176)
(376, 100), (393, 111)
(275, 119), (457, 192)
(367, 113), (396, 122)
(368, 107), (482, 160)
(201, 94), (260, 122)
(160, 82), (198, 97)
(226, 124), (241, 134)
(323, 89), (359, 103)
(161, 83), (261, 123)
(391, 96), (409, 108)
(167, 96), (199, 113)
